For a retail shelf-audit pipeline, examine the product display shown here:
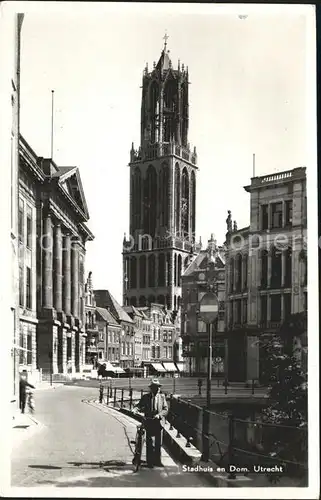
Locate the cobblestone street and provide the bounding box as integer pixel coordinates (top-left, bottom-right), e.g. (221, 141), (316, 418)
(11, 385), (212, 488)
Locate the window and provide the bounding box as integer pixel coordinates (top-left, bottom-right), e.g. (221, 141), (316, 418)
(151, 346), (156, 358)
(18, 198), (24, 243)
(26, 206), (32, 248)
(19, 265), (24, 307)
(260, 296), (267, 325)
(156, 346), (160, 358)
(261, 250), (268, 289)
(271, 294), (281, 321)
(284, 248), (292, 287)
(164, 347), (168, 359)
(285, 200), (293, 225)
(236, 300), (241, 324)
(243, 299), (248, 324)
(99, 332), (103, 342)
(122, 342), (125, 355)
(168, 332), (172, 343)
(27, 331), (32, 365)
(261, 204), (269, 230)
(271, 203), (283, 229)
(19, 327), (24, 364)
(284, 294), (292, 319)
(163, 332), (167, 343)
(243, 256), (248, 290)
(229, 258), (234, 292)
(271, 247), (282, 288)
(26, 266), (31, 309)
(168, 346), (173, 359)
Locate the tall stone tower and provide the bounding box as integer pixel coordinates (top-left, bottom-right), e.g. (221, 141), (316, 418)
(123, 38), (200, 314)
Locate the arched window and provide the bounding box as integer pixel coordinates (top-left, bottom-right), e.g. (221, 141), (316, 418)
(243, 254), (248, 290)
(160, 164), (169, 228)
(158, 253), (165, 287)
(229, 257), (234, 292)
(174, 254), (177, 286)
(132, 167), (141, 231)
(166, 253), (171, 286)
(177, 254), (182, 287)
(157, 295), (165, 305)
(235, 254), (242, 292)
(139, 296), (146, 307)
(139, 255), (146, 288)
(130, 257), (137, 289)
(148, 254), (155, 287)
(181, 82), (188, 146)
(130, 297), (137, 307)
(163, 78), (177, 142)
(150, 81), (159, 143)
(191, 170), (196, 238)
(148, 295), (155, 306)
(144, 165), (157, 237)
(175, 164), (180, 235)
(181, 168), (189, 237)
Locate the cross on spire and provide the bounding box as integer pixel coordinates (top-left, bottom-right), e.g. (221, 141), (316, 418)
(163, 31), (169, 50)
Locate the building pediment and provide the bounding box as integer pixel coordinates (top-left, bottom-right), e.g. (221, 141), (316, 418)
(53, 166), (89, 219)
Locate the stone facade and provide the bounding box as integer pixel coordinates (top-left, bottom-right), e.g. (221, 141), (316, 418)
(18, 136), (94, 376)
(136, 303), (177, 365)
(123, 44), (201, 319)
(94, 290), (135, 369)
(225, 167), (307, 382)
(181, 235), (226, 376)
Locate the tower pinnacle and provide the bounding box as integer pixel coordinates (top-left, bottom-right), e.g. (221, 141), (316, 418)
(163, 31), (169, 51)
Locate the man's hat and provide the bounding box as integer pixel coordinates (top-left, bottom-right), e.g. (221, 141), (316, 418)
(148, 378), (162, 387)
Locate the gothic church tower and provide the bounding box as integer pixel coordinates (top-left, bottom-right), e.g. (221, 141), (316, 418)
(123, 38), (199, 314)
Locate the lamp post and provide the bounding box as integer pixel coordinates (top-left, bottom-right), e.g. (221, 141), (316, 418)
(199, 291), (218, 461)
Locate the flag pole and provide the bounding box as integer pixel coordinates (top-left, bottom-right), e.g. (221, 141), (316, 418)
(252, 153), (256, 178)
(51, 90), (54, 159)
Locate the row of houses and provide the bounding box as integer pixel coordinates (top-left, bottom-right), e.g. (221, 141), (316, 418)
(180, 166), (307, 382)
(84, 272), (183, 375)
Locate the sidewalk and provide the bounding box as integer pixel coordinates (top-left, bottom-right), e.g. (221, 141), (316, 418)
(84, 398), (215, 487)
(11, 410), (43, 449)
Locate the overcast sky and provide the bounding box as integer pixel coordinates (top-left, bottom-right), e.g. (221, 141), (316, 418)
(17, 3), (312, 303)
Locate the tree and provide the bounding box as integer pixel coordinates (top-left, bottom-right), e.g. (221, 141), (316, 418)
(259, 319), (307, 483)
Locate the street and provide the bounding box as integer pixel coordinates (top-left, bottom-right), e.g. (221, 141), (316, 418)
(11, 385), (213, 488)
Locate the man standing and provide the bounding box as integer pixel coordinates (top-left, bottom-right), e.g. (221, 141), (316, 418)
(19, 373), (35, 414)
(134, 379), (168, 468)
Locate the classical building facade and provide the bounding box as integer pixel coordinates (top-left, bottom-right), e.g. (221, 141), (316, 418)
(18, 136), (94, 376)
(94, 290), (135, 369)
(225, 167), (307, 383)
(181, 235), (226, 376)
(10, 14), (24, 399)
(122, 41), (200, 317)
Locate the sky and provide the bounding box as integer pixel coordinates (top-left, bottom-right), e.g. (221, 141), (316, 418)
(17, 3), (312, 304)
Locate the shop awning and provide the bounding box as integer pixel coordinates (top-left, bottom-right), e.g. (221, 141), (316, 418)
(175, 363), (185, 372)
(113, 366), (125, 373)
(162, 362), (177, 372)
(151, 363), (166, 372)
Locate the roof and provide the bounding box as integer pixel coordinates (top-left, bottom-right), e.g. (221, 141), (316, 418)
(183, 249), (225, 277)
(96, 307), (119, 326)
(156, 49), (171, 71)
(98, 290), (134, 324)
(123, 305), (144, 318)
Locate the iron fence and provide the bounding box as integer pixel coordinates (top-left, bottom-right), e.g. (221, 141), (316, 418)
(100, 384), (307, 480)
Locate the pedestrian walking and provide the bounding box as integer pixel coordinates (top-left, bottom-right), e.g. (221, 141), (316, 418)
(19, 373), (35, 414)
(133, 379), (168, 468)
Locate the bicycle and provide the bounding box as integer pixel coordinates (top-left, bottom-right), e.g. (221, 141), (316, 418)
(132, 418), (146, 472)
(26, 389), (35, 414)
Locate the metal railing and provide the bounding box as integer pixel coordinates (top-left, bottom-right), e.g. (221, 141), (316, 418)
(99, 384), (307, 480)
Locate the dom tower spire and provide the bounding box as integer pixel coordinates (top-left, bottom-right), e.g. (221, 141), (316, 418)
(124, 40), (199, 316)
